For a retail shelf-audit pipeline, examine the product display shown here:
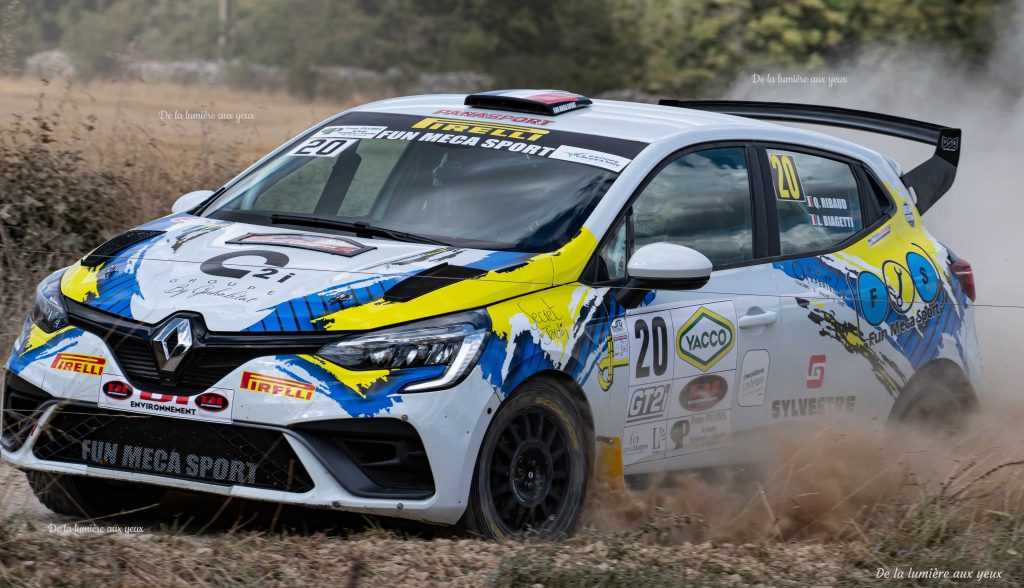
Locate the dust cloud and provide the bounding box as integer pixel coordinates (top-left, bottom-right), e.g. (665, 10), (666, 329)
(724, 1), (1024, 402)
(581, 2), (1024, 541)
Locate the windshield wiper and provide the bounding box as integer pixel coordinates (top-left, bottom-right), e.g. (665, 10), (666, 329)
(270, 214), (450, 246)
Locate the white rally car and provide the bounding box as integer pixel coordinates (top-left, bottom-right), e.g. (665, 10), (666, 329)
(3, 90), (980, 539)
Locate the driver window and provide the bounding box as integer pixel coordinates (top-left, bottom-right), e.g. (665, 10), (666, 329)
(631, 147), (754, 266)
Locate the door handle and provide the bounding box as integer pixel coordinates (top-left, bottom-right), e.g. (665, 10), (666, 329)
(738, 310), (778, 329)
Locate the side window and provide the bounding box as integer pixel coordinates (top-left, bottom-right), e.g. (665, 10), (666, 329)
(595, 219), (628, 281)
(631, 147), (753, 266)
(767, 149), (863, 256)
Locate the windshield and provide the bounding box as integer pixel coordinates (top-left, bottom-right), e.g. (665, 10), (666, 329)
(203, 112), (646, 252)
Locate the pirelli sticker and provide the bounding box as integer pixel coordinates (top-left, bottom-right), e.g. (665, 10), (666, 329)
(240, 371), (315, 401)
(411, 117), (548, 141)
(50, 353), (106, 376)
(300, 112), (647, 173)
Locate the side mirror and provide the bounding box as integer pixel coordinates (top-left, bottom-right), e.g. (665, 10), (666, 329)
(171, 190), (215, 214)
(627, 243), (713, 290)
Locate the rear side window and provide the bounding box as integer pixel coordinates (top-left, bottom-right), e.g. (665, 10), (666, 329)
(768, 149), (863, 256)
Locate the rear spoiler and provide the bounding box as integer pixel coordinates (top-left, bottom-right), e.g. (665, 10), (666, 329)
(658, 100), (961, 214)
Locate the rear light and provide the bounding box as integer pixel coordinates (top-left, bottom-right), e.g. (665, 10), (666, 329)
(951, 258), (975, 301)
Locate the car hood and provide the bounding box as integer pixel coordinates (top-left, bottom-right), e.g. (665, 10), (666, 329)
(59, 215), (596, 333)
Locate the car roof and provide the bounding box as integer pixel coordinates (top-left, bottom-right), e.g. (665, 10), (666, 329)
(349, 93), (891, 168)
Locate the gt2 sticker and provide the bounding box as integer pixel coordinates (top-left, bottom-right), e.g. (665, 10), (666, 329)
(288, 137), (356, 157)
(769, 152), (805, 201)
(98, 374), (234, 423)
(626, 382), (670, 424)
(50, 352), (106, 376)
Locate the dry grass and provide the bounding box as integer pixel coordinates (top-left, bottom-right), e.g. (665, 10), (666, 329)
(0, 76), (368, 352)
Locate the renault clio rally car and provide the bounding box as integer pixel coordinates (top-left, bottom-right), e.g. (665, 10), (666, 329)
(3, 90), (980, 539)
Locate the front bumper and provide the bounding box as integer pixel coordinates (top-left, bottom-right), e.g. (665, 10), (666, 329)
(2, 324), (501, 525)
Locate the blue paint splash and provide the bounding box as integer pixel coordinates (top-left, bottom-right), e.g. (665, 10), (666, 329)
(273, 355), (444, 417)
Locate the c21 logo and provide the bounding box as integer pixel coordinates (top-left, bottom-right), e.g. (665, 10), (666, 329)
(200, 250), (295, 283)
(857, 251), (939, 326)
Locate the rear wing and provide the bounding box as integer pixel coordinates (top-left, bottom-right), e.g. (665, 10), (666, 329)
(658, 100), (961, 214)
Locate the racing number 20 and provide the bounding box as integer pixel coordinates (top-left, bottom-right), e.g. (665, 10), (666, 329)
(293, 138), (351, 157)
(769, 153), (803, 201)
(634, 317), (669, 379)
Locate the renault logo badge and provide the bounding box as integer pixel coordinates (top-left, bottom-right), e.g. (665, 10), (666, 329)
(152, 317), (193, 373)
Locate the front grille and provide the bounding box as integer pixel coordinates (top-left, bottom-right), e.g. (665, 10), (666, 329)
(1, 374), (54, 451)
(67, 300), (339, 394)
(34, 405), (315, 493)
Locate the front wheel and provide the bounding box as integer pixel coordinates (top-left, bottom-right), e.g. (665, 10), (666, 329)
(461, 379), (590, 541)
(26, 470), (165, 518)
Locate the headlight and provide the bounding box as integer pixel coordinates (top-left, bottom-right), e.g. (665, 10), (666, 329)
(316, 310), (490, 392)
(30, 270), (69, 333)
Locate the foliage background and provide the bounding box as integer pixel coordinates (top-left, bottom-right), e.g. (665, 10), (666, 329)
(0, 0), (1008, 98)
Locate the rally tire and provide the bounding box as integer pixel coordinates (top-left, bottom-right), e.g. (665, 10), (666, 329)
(889, 362), (976, 436)
(26, 471), (165, 518)
(462, 378), (590, 541)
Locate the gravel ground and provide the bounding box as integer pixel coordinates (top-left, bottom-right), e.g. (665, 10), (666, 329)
(0, 463), (869, 587)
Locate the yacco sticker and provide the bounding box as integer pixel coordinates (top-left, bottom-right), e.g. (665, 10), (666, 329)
(240, 371), (315, 401)
(288, 137), (357, 157)
(50, 353), (106, 376)
(737, 350), (769, 407)
(226, 233), (375, 257)
(675, 306), (735, 373)
(548, 145), (632, 172)
(98, 374), (234, 423)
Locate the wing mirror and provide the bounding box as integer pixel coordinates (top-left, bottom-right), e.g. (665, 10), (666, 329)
(171, 190), (215, 214)
(626, 243), (713, 290)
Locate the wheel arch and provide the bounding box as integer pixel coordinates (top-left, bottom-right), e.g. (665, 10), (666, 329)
(507, 369), (596, 455)
(888, 358), (979, 423)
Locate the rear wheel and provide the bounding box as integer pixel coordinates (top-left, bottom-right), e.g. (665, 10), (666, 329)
(26, 470), (165, 518)
(890, 362), (976, 436)
(462, 379), (590, 541)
